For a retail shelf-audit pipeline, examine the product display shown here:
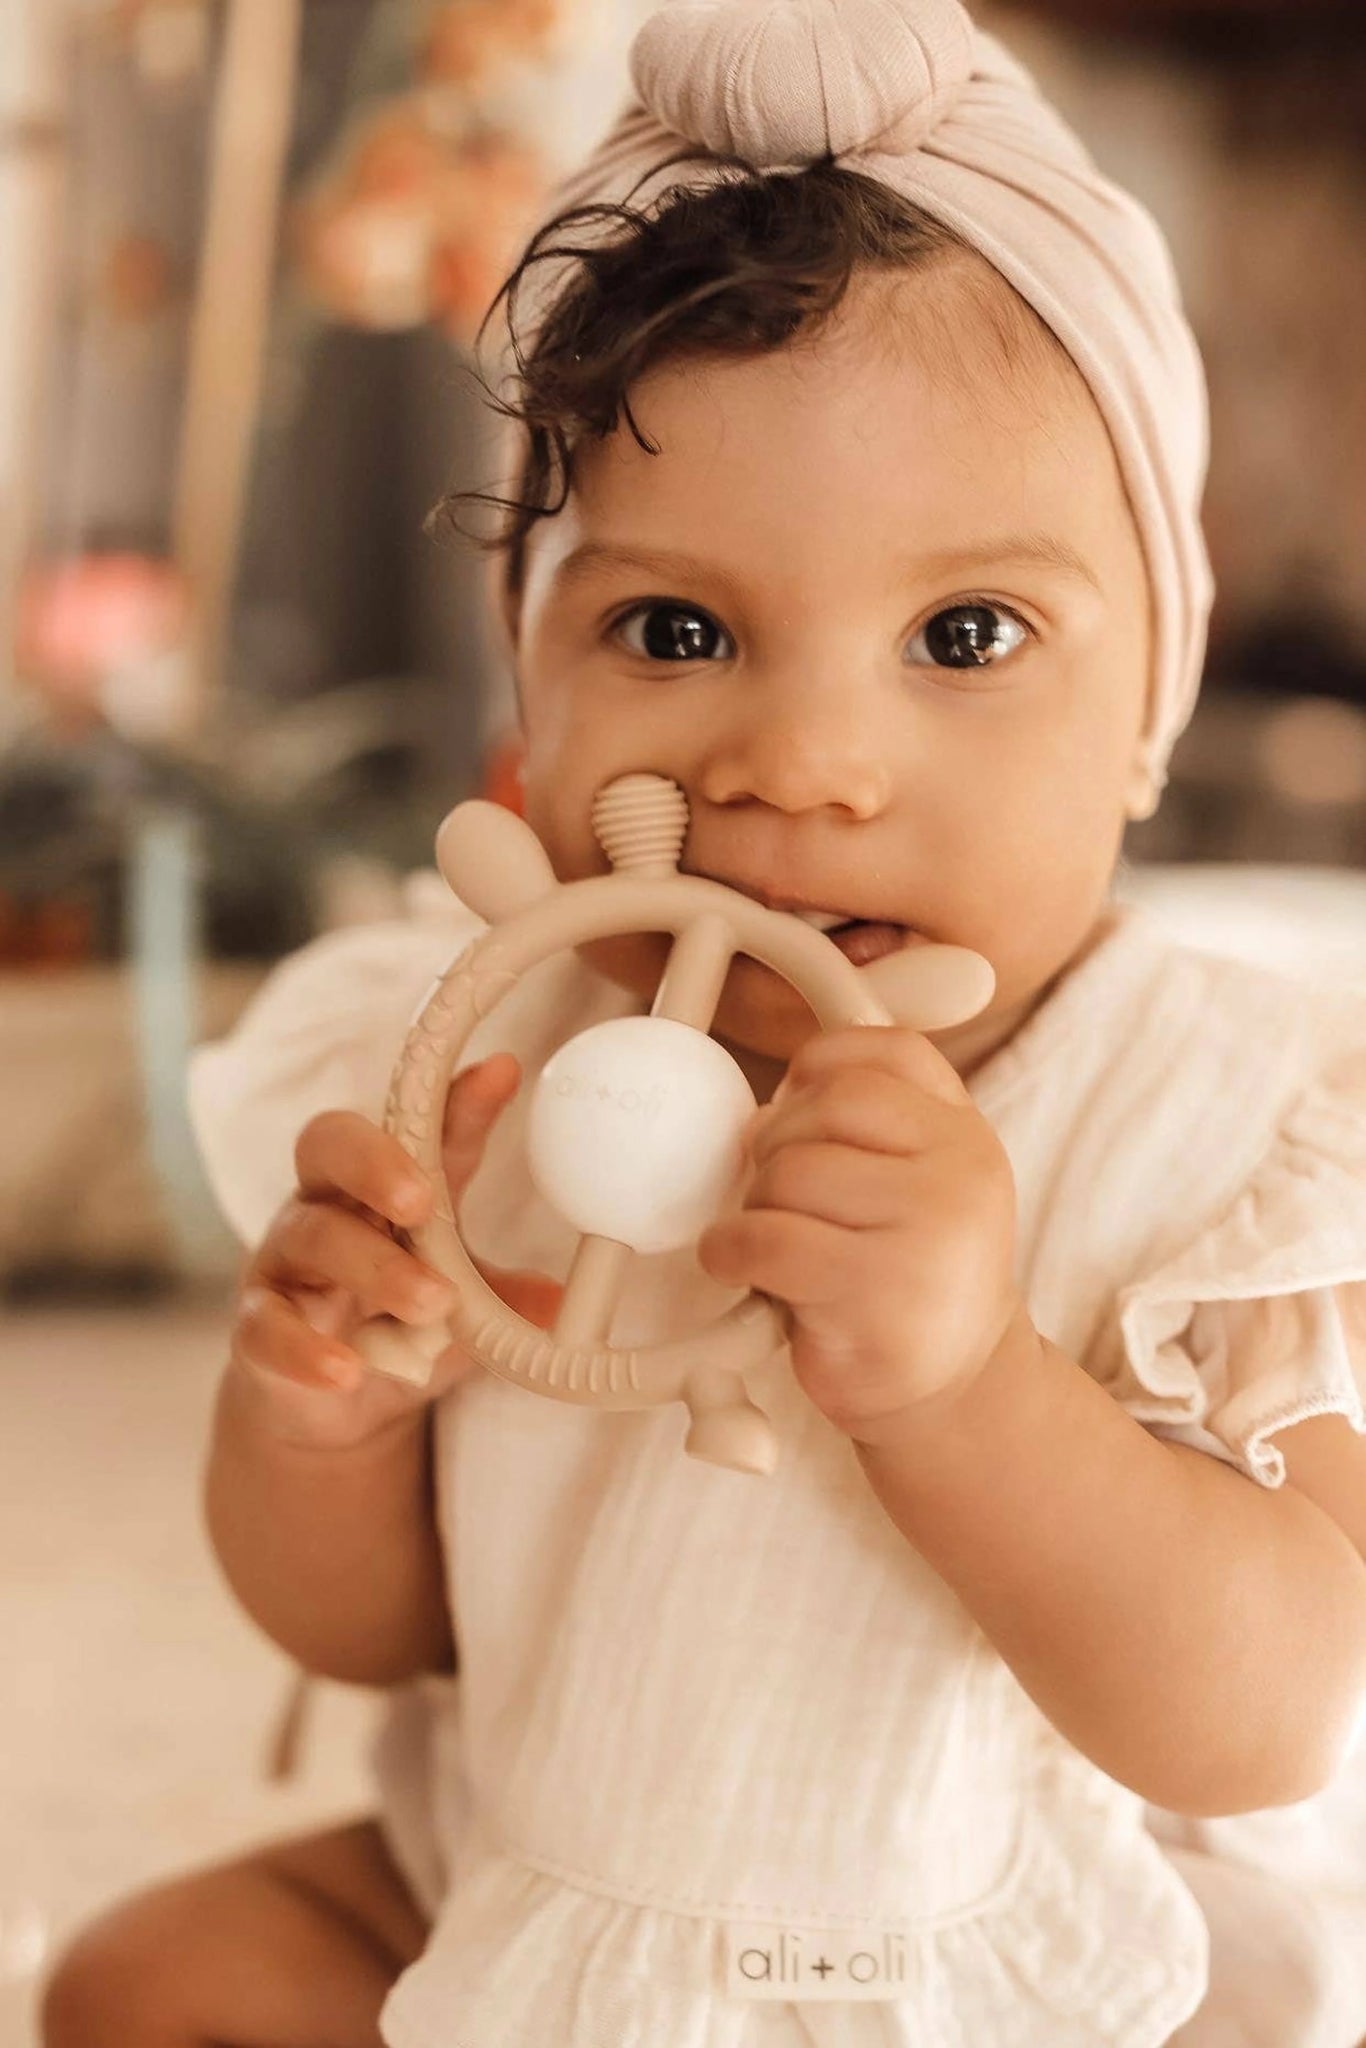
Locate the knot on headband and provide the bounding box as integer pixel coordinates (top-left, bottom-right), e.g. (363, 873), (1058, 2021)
(629, 0), (975, 165)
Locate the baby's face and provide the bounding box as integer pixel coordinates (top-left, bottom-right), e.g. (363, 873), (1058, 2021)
(509, 263), (1151, 1088)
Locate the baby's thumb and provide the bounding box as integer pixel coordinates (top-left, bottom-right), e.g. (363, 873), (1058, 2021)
(442, 1051), (522, 1202)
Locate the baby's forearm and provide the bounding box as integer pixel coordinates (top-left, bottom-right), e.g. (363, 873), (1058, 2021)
(204, 1363), (455, 1686)
(856, 1317), (1366, 1816)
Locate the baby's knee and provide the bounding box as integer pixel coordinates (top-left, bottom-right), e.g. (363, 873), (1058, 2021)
(41, 1886), (200, 2048)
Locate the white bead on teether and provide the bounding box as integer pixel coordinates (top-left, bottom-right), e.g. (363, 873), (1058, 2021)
(528, 1015), (756, 1256)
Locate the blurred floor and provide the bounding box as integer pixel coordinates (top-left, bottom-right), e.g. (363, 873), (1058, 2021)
(0, 1299), (378, 2048)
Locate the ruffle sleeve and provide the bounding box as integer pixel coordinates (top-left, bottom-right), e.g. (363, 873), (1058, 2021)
(187, 883), (482, 1246)
(1109, 1044), (1366, 1488)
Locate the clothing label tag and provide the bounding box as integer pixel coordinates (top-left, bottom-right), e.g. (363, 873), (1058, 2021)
(723, 1924), (912, 2001)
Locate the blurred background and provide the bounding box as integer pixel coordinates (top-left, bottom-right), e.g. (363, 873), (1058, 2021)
(1, 0), (1364, 2038)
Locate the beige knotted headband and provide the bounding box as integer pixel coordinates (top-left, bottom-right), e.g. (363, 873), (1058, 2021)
(509, 0), (1214, 799)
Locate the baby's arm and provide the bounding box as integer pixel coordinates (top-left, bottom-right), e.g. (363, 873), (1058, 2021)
(702, 1026), (1366, 1818)
(855, 1318), (1366, 1817)
(205, 1055), (556, 1685)
(207, 1344), (455, 1687)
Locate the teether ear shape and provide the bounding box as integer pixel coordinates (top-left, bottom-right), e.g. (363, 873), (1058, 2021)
(863, 943), (996, 1033)
(436, 801), (558, 923)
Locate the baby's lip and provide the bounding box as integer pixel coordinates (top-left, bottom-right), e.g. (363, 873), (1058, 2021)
(689, 870), (904, 931)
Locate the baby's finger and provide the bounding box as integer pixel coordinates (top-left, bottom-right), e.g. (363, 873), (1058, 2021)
(745, 1140), (910, 1231)
(261, 1199), (456, 1325)
(442, 1053), (522, 1199)
(698, 1208), (850, 1305)
(749, 1068), (957, 1165)
(234, 1282), (363, 1390)
(295, 1109), (434, 1228)
(782, 1027), (968, 1107)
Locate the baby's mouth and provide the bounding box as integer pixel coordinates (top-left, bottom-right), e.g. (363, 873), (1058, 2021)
(685, 869), (925, 968)
(678, 880), (994, 1029)
(787, 908), (919, 968)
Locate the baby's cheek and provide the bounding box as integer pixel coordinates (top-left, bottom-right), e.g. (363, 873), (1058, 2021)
(519, 787), (588, 882)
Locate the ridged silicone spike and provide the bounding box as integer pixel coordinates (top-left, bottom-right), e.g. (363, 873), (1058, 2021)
(592, 774), (689, 875)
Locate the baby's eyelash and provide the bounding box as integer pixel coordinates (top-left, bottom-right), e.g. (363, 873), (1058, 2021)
(922, 593), (1035, 635)
(608, 598), (718, 627)
(942, 593), (1032, 628)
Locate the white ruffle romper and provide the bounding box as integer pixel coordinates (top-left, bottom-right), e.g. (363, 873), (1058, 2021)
(190, 893), (1366, 2048)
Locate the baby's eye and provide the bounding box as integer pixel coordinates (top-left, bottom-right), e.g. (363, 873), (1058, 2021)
(905, 603), (1029, 671)
(613, 602), (735, 663)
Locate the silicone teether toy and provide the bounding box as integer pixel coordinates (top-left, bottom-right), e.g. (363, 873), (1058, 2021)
(356, 773), (994, 1474)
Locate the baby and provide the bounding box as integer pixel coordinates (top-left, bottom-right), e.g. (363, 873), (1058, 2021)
(43, 3), (1366, 2046)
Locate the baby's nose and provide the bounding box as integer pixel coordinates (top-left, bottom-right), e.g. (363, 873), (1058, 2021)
(697, 686), (893, 820)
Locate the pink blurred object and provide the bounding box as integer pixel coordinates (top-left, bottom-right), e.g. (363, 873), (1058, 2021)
(14, 553), (188, 729)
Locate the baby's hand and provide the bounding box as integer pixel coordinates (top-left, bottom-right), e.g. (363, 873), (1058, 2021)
(231, 1052), (560, 1449)
(698, 1029), (1024, 1447)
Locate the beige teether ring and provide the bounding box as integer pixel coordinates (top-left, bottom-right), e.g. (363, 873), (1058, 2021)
(356, 774), (994, 1475)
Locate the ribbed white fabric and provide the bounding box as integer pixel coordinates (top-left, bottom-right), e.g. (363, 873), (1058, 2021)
(188, 901), (1366, 2047)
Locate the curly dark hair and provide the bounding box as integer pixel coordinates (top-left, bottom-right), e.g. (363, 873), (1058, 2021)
(435, 160), (1059, 594)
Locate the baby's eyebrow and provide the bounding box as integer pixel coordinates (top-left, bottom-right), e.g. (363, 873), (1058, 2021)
(912, 534), (1102, 593)
(552, 533), (1102, 597)
(551, 541), (729, 594)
